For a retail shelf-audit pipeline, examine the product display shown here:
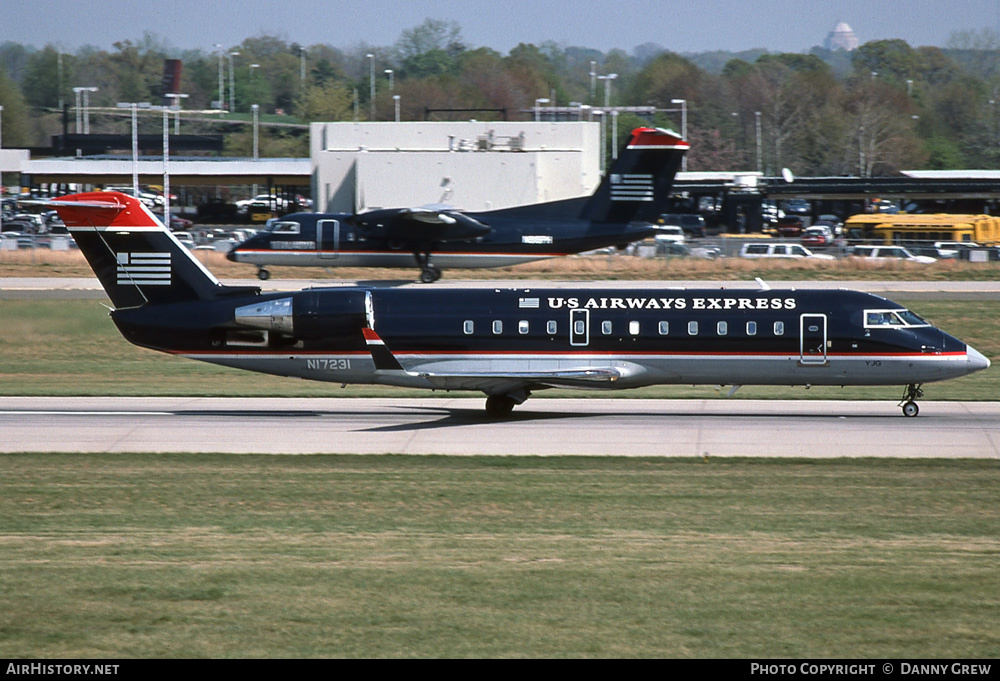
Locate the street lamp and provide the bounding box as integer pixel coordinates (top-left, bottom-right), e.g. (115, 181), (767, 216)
(671, 98), (687, 171)
(393, 95), (400, 123)
(755, 111), (762, 174)
(367, 53), (375, 120)
(589, 61), (597, 101)
(251, 104), (260, 159)
(611, 110), (619, 160)
(73, 87), (98, 134)
(299, 47), (306, 92)
(534, 98), (550, 122)
(385, 69), (394, 92)
(165, 93), (188, 135)
(597, 73), (617, 107)
(228, 51), (240, 113)
(163, 105), (172, 228)
(214, 44), (224, 111)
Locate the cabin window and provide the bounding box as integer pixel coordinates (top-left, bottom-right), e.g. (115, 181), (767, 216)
(717, 321), (728, 336)
(747, 321), (757, 336)
(546, 320), (558, 335)
(865, 309), (930, 328)
(688, 321), (699, 335)
(269, 221), (300, 234)
(492, 320), (503, 335)
(463, 320), (474, 335)
(518, 320), (529, 335)
(601, 320), (613, 335)
(658, 321), (669, 335)
(629, 320), (640, 336)
(574, 320), (585, 336)
(774, 321), (784, 336)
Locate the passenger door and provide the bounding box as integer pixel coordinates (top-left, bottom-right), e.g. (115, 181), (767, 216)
(316, 219), (340, 259)
(799, 314), (828, 365)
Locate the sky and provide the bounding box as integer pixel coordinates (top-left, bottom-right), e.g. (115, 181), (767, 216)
(4, 0), (999, 55)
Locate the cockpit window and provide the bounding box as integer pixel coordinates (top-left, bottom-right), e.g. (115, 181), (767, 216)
(864, 309), (931, 328)
(267, 221), (300, 234)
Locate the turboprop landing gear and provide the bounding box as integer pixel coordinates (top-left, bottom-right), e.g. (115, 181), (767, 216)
(899, 383), (924, 417)
(257, 267), (270, 281)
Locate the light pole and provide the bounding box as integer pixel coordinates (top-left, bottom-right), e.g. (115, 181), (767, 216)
(72, 87), (97, 133)
(165, 93), (188, 135)
(228, 51), (239, 113)
(385, 69), (394, 92)
(163, 105), (171, 228)
(367, 53), (375, 120)
(393, 95), (400, 123)
(611, 110), (619, 160)
(214, 44), (224, 111)
(130, 103), (139, 196)
(534, 98), (550, 122)
(671, 98), (687, 171)
(589, 61), (597, 101)
(252, 104), (260, 159)
(598, 73), (617, 107)
(755, 111), (762, 174)
(300, 47), (306, 92)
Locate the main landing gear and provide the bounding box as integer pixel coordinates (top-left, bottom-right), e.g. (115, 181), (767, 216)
(485, 395), (516, 418)
(256, 267), (271, 281)
(899, 383), (924, 417)
(414, 251), (442, 283)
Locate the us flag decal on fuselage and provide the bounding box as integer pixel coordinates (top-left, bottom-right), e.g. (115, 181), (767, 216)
(117, 252), (171, 285)
(609, 173), (654, 201)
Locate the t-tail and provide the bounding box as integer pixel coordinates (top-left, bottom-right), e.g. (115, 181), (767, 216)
(50, 192), (257, 308)
(580, 127), (688, 224)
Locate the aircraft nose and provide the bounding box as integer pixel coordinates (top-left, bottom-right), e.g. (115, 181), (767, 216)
(966, 345), (991, 373)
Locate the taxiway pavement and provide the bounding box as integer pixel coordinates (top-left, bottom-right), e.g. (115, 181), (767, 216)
(2, 397), (997, 458)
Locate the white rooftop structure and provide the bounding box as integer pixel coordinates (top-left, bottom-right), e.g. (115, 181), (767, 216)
(310, 121), (601, 213)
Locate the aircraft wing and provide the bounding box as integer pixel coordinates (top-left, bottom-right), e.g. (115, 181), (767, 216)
(412, 367), (625, 393)
(362, 328), (629, 392)
(349, 207), (491, 242)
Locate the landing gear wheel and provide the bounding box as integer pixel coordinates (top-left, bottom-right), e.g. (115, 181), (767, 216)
(257, 268), (270, 281)
(419, 265), (441, 283)
(898, 383), (924, 417)
(485, 395), (516, 418)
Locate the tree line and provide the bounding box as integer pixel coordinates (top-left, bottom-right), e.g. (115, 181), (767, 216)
(2, 19), (1000, 175)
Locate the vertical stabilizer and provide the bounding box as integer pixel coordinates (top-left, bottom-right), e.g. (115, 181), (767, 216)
(51, 192), (227, 308)
(580, 127), (688, 223)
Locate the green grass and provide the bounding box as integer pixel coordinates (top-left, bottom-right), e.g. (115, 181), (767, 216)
(1, 298), (997, 400)
(1, 455), (997, 658)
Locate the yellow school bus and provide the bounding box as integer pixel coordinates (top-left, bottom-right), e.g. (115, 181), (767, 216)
(844, 213), (1000, 246)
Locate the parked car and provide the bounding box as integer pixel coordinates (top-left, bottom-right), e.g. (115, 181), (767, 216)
(774, 216), (805, 237)
(850, 245), (935, 264)
(658, 213), (706, 237)
(235, 194), (290, 214)
(653, 225), (686, 245)
(783, 198), (811, 216)
(801, 226), (834, 248)
(739, 243), (835, 260)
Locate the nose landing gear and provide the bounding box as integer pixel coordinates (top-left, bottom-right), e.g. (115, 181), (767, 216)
(899, 383), (924, 417)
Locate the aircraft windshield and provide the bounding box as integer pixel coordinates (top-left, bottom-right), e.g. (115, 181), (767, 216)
(864, 308), (931, 328)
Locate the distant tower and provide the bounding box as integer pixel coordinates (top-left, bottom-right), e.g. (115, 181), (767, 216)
(825, 21), (859, 51)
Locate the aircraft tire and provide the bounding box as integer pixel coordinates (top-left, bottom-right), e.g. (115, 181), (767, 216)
(419, 265), (441, 284)
(902, 401), (919, 418)
(257, 268), (271, 281)
(485, 395), (516, 418)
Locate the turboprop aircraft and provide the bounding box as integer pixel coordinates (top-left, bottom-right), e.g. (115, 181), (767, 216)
(53, 191), (990, 417)
(226, 127), (688, 282)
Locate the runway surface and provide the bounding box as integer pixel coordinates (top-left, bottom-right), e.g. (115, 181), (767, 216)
(1, 397), (997, 457)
